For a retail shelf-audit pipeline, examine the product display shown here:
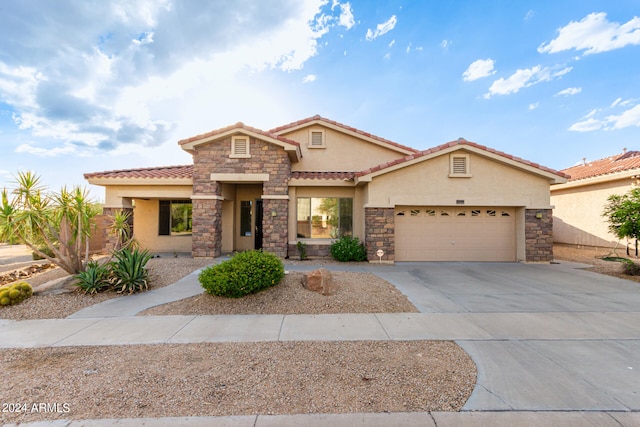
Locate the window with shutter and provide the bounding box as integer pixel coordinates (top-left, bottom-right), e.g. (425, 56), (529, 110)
(308, 130), (325, 148)
(231, 136), (250, 158)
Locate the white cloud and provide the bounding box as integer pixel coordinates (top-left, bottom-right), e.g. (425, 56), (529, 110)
(484, 65), (572, 98)
(524, 10), (535, 21)
(462, 58), (496, 82)
(389, 40), (395, 48)
(538, 12), (640, 55)
(302, 74), (317, 83)
(569, 118), (604, 132)
(556, 87), (582, 96)
(529, 103), (539, 110)
(569, 103), (640, 132)
(365, 15), (397, 41)
(0, 0), (335, 157)
(15, 142), (77, 157)
(337, 2), (355, 29)
(606, 104), (640, 129)
(611, 97), (622, 107)
(441, 39), (451, 49)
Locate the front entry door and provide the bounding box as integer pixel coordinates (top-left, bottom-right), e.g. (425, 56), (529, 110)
(254, 199), (263, 250)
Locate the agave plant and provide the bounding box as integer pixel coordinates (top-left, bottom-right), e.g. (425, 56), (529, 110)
(109, 248), (152, 294)
(73, 261), (110, 294)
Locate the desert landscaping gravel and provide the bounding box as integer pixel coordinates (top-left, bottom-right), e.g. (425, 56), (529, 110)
(1, 341), (476, 424)
(5, 244), (639, 422)
(1, 253), (478, 422)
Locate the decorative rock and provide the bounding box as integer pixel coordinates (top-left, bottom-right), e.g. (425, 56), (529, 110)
(301, 268), (337, 296)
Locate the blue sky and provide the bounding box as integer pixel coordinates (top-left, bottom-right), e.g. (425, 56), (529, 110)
(1, 0), (639, 200)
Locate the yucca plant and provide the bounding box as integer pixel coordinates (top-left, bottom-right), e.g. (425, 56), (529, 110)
(110, 248), (152, 294)
(73, 261), (110, 294)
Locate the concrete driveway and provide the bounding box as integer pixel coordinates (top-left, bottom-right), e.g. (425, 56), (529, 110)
(374, 261), (640, 412)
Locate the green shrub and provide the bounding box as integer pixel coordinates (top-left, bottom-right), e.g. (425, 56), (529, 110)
(32, 245), (56, 260)
(0, 281), (33, 306)
(73, 261), (111, 294)
(622, 259), (640, 276)
(296, 241), (307, 260)
(199, 250), (284, 298)
(330, 235), (367, 262)
(110, 248), (152, 294)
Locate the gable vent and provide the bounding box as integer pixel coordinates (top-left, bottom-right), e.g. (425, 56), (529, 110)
(452, 156), (467, 174)
(233, 137), (248, 155)
(310, 131), (324, 146)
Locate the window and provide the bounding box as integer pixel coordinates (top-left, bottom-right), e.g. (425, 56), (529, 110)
(230, 136), (250, 158)
(240, 201), (252, 236)
(308, 130), (326, 148)
(449, 154), (471, 177)
(159, 200), (192, 236)
(297, 197), (353, 238)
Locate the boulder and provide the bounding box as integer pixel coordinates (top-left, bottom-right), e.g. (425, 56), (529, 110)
(301, 268), (337, 296)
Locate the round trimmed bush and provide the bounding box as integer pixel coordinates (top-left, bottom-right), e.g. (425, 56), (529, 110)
(199, 250), (285, 298)
(330, 235), (367, 262)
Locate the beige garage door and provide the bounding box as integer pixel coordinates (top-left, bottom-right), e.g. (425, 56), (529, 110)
(395, 207), (516, 262)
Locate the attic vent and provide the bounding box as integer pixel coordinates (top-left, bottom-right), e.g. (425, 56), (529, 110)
(231, 136), (250, 158)
(452, 157), (467, 174)
(309, 130), (326, 148)
(449, 154), (471, 177)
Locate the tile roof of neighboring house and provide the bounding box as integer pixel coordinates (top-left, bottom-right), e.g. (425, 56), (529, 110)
(561, 150), (640, 181)
(269, 115), (419, 154)
(290, 171), (356, 180)
(84, 165), (193, 180)
(178, 122), (300, 147)
(356, 138), (570, 179)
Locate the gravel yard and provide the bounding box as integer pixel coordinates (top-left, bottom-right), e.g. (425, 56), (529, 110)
(0, 252), (477, 422)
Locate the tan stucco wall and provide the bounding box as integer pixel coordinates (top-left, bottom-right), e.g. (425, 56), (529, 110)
(551, 178), (634, 247)
(104, 185), (193, 207)
(365, 152), (551, 208)
(133, 199), (192, 252)
(280, 126), (405, 172)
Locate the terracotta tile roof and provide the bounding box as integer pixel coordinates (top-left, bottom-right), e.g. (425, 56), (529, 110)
(269, 115), (419, 154)
(356, 138), (570, 179)
(84, 165), (193, 180)
(290, 171), (356, 180)
(561, 151), (640, 181)
(178, 122), (300, 147)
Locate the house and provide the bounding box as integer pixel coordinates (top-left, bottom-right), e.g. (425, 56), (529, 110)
(85, 115), (568, 262)
(551, 150), (640, 248)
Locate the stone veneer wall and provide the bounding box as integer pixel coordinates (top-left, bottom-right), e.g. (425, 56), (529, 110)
(287, 243), (332, 258)
(191, 198), (222, 257)
(191, 137), (291, 257)
(364, 207), (395, 262)
(101, 207), (133, 253)
(525, 208), (553, 262)
(262, 199), (288, 257)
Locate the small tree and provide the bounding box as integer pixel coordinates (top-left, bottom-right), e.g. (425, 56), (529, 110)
(603, 188), (640, 256)
(0, 171), (100, 274)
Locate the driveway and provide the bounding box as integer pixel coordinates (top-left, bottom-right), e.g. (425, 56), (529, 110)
(373, 261), (640, 412)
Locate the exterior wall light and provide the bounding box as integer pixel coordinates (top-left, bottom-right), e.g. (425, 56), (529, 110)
(535, 211), (543, 219)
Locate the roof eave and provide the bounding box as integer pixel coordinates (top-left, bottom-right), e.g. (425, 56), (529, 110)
(179, 127), (301, 162)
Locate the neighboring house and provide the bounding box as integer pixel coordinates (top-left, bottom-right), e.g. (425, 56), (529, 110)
(85, 115), (567, 262)
(551, 150), (640, 248)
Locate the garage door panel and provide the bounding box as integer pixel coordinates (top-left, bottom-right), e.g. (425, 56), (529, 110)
(395, 206), (516, 262)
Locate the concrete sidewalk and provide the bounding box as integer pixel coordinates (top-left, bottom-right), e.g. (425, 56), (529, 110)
(3, 260), (640, 426)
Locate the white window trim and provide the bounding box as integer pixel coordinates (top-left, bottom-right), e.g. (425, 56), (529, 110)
(230, 135), (250, 158)
(308, 129), (326, 149)
(449, 153), (472, 178)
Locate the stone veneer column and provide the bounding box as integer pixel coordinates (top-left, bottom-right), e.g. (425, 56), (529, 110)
(191, 198), (222, 257)
(525, 209), (553, 262)
(101, 207), (133, 253)
(262, 198), (288, 258)
(364, 207), (395, 262)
